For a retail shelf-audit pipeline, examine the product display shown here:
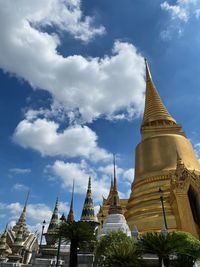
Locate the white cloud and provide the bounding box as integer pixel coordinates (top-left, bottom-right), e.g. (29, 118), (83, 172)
(49, 160), (110, 201)
(0, 0), (145, 123)
(0, 0), (104, 43)
(0, 201), (69, 225)
(13, 118), (111, 161)
(12, 183), (29, 192)
(122, 168), (135, 184)
(49, 160), (134, 202)
(9, 168), (31, 174)
(161, 1), (188, 22)
(98, 164), (124, 176)
(161, 0), (200, 39)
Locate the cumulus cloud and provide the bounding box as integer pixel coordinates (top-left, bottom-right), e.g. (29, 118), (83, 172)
(0, 0), (104, 43)
(161, 0), (200, 39)
(0, 201), (69, 225)
(48, 160), (134, 202)
(49, 160), (110, 201)
(98, 163), (123, 175)
(13, 117), (111, 161)
(0, 0), (145, 123)
(122, 168), (135, 184)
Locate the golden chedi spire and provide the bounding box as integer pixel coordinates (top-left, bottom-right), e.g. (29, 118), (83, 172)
(142, 59), (176, 128)
(126, 59), (200, 238)
(108, 155), (123, 215)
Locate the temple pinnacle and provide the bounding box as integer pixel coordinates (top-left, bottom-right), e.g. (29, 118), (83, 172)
(47, 197), (59, 231)
(67, 180), (75, 223)
(12, 191), (29, 234)
(80, 177), (95, 222)
(142, 59), (176, 128)
(108, 156), (123, 215)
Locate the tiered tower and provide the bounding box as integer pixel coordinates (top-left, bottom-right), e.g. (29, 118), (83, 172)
(45, 198), (59, 246)
(126, 60), (200, 238)
(80, 177), (96, 222)
(99, 156), (131, 237)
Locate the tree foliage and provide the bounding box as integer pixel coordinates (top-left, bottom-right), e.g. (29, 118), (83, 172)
(140, 231), (200, 267)
(95, 231), (141, 267)
(59, 221), (96, 267)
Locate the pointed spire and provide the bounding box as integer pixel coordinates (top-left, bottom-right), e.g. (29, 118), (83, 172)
(81, 177), (96, 222)
(67, 181), (75, 223)
(108, 156), (123, 215)
(12, 191), (29, 234)
(111, 175), (114, 189)
(113, 154), (117, 190)
(142, 59), (176, 127)
(0, 225), (8, 251)
(47, 197), (59, 231)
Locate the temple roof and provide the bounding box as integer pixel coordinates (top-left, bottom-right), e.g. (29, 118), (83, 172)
(142, 59), (176, 127)
(80, 177), (96, 222)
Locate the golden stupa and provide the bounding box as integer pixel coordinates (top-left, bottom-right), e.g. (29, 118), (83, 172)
(98, 59), (200, 238)
(126, 59), (200, 238)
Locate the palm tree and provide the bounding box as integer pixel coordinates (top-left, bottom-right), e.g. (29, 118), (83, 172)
(59, 221), (96, 267)
(104, 238), (141, 267)
(96, 231), (141, 267)
(140, 232), (183, 267)
(140, 231), (200, 267)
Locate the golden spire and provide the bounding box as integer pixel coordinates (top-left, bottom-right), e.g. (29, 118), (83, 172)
(142, 59), (176, 127)
(108, 155), (123, 215)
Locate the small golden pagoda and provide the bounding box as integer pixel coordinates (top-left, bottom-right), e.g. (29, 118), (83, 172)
(126, 59), (200, 238)
(97, 173), (128, 228)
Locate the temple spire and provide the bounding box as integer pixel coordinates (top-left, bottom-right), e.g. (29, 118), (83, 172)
(142, 59), (176, 127)
(80, 177), (95, 222)
(13, 191), (29, 233)
(108, 156), (123, 215)
(113, 154), (117, 190)
(47, 197), (59, 231)
(67, 181), (75, 223)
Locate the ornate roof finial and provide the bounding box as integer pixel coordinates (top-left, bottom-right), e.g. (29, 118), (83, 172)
(142, 59), (176, 127)
(67, 180), (75, 223)
(12, 191), (30, 234)
(113, 154), (117, 190)
(80, 177), (96, 222)
(108, 156), (123, 215)
(47, 197), (59, 231)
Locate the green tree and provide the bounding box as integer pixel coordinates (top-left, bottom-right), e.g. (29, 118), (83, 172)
(59, 221), (96, 267)
(95, 231), (141, 267)
(140, 232), (183, 267)
(172, 232), (200, 267)
(140, 231), (200, 267)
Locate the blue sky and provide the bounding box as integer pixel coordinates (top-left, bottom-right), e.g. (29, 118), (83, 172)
(1, 0), (200, 233)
